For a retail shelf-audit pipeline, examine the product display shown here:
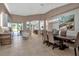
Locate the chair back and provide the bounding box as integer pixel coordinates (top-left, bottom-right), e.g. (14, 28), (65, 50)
(47, 31), (54, 43)
(42, 30), (48, 41)
(60, 30), (67, 36)
(22, 30), (30, 38)
(75, 32), (79, 47)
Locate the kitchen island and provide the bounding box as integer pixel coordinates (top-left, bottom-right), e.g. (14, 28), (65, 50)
(0, 33), (11, 45)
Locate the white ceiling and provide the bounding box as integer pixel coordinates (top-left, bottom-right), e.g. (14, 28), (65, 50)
(5, 3), (68, 16)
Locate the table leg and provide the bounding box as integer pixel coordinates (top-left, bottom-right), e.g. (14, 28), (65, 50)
(74, 48), (77, 56)
(74, 47), (78, 56)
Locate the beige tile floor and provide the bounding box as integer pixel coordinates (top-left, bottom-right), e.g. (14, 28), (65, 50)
(0, 33), (77, 56)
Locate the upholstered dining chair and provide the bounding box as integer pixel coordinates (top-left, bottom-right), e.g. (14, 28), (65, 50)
(47, 31), (60, 49)
(47, 31), (54, 45)
(42, 30), (49, 46)
(22, 30), (30, 40)
(60, 30), (67, 36)
(67, 32), (79, 56)
(0, 39), (1, 45)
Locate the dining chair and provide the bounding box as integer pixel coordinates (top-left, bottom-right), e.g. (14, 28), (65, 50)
(42, 30), (49, 46)
(22, 30), (30, 40)
(47, 31), (60, 49)
(47, 31), (54, 46)
(60, 30), (67, 36)
(0, 39), (1, 45)
(59, 30), (68, 50)
(67, 32), (79, 56)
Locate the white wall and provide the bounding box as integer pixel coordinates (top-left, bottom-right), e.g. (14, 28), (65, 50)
(47, 8), (79, 36)
(52, 21), (59, 30)
(47, 21), (59, 31)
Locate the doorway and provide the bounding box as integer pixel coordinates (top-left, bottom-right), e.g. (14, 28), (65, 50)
(11, 23), (23, 36)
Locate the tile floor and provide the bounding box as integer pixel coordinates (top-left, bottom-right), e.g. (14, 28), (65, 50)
(0, 33), (77, 56)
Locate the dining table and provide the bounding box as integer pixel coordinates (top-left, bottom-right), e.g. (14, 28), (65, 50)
(54, 35), (76, 50)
